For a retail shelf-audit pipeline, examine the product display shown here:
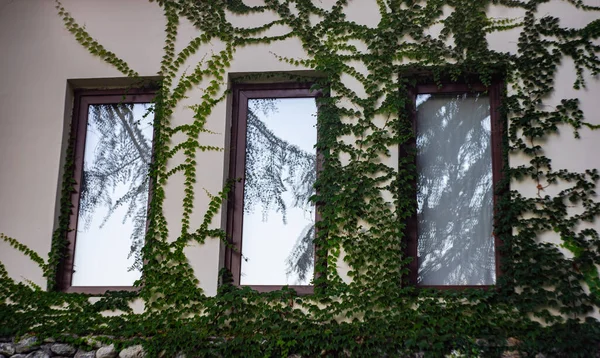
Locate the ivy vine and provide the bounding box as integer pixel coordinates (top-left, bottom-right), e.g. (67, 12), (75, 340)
(2, 0), (600, 356)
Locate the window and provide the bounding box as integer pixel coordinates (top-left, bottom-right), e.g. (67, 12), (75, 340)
(406, 82), (503, 287)
(59, 89), (156, 293)
(226, 83), (320, 294)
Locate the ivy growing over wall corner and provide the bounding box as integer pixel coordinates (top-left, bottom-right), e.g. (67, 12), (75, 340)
(2, 0), (600, 356)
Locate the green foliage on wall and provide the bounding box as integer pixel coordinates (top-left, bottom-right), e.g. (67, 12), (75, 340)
(2, 0), (600, 356)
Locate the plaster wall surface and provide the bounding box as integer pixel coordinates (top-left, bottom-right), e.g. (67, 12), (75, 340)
(0, 0), (599, 310)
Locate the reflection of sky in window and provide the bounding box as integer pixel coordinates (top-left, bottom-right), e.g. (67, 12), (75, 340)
(415, 93), (495, 285)
(241, 98), (317, 286)
(72, 103), (153, 287)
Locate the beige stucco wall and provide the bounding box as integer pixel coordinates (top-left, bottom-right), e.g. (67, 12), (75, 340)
(0, 0), (599, 309)
(0, 0), (314, 296)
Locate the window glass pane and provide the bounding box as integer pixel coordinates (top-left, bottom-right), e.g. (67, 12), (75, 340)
(241, 98), (317, 286)
(72, 103), (154, 286)
(416, 93), (495, 285)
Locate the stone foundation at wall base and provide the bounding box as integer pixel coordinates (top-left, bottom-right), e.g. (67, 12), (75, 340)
(0, 336), (569, 358)
(0, 338), (139, 358)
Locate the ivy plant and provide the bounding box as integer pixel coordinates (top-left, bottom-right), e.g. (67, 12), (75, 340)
(2, 0), (600, 356)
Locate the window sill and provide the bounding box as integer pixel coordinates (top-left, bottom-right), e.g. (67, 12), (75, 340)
(241, 285), (314, 295)
(416, 284), (496, 291)
(63, 286), (140, 295)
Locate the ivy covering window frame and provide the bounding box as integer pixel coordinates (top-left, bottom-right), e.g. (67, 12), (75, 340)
(58, 88), (157, 294)
(404, 81), (505, 289)
(225, 82), (323, 295)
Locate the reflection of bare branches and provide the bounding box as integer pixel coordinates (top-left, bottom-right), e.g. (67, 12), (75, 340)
(79, 103), (153, 271)
(416, 93), (495, 285)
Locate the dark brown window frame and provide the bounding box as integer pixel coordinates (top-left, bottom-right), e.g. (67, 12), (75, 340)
(405, 81), (505, 290)
(58, 88), (157, 294)
(225, 82), (322, 295)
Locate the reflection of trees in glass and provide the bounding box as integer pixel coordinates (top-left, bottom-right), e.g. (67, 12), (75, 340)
(80, 99), (317, 280)
(244, 99), (316, 282)
(285, 224), (315, 283)
(79, 103), (153, 271)
(416, 93), (495, 285)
